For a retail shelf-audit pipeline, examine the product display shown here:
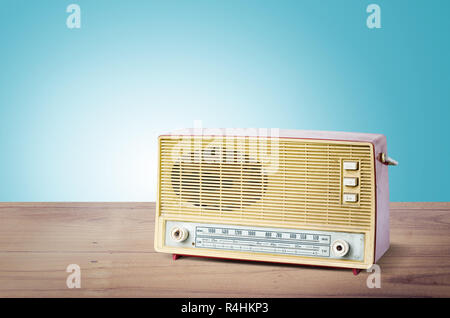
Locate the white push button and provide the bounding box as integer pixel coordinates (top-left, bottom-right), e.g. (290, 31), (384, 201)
(343, 193), (358, 203)
(343, 161), (358, 170)
(343, 177), (358, 187)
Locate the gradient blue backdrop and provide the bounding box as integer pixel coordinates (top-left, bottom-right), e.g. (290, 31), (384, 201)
(0, 0), (449, 202)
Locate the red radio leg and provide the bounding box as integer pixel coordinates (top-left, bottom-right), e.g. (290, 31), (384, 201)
(173, 254), (182, 261)
(352, 268), (361, 276)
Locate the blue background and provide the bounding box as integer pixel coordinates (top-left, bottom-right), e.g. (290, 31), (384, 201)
(0, 0), (449, 202)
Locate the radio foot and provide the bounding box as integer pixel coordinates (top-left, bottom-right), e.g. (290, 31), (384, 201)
(352, 268), (361, 276)
(172, 254), (182, 261)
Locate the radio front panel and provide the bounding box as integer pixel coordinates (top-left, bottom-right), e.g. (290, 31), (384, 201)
(165, 221), (365, 261)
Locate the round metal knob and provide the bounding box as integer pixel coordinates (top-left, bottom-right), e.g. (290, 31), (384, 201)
(332, 239), (349, 257)
(170, 226), (189, 242)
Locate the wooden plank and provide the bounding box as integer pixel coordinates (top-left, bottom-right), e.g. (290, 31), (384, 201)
(0, 202), (155, 253)
(0, 202), (449, 297)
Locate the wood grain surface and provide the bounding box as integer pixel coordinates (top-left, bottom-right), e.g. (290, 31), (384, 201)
(0, 202), (449, 297)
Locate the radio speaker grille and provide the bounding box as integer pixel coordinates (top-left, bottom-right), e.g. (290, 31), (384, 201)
(159, 136), (375, 231)
(171, 146), (267, 211)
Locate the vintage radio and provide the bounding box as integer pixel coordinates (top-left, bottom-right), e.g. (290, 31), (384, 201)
(154, 128), (397, 273)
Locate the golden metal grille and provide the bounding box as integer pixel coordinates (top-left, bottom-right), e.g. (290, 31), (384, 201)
(159, 136), (375, 230)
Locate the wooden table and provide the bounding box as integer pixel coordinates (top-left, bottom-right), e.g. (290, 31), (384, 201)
(0, 202), (449, 297)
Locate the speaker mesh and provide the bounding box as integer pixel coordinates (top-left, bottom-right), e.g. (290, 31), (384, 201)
(171, 146), (267, 211)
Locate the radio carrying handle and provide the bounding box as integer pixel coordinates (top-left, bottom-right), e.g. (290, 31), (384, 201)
(380, 153), (398, 166)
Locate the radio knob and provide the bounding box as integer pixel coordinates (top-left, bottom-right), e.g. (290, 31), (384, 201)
(332, 239), (349, 257)
(170, 226), (189, 242)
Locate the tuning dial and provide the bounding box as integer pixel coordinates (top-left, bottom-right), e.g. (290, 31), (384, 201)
(170, 226), (189, 242)
(332, 239), (349, 257)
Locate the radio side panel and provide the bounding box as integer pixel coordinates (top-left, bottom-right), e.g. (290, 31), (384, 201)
(373, 135), (390, 262)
